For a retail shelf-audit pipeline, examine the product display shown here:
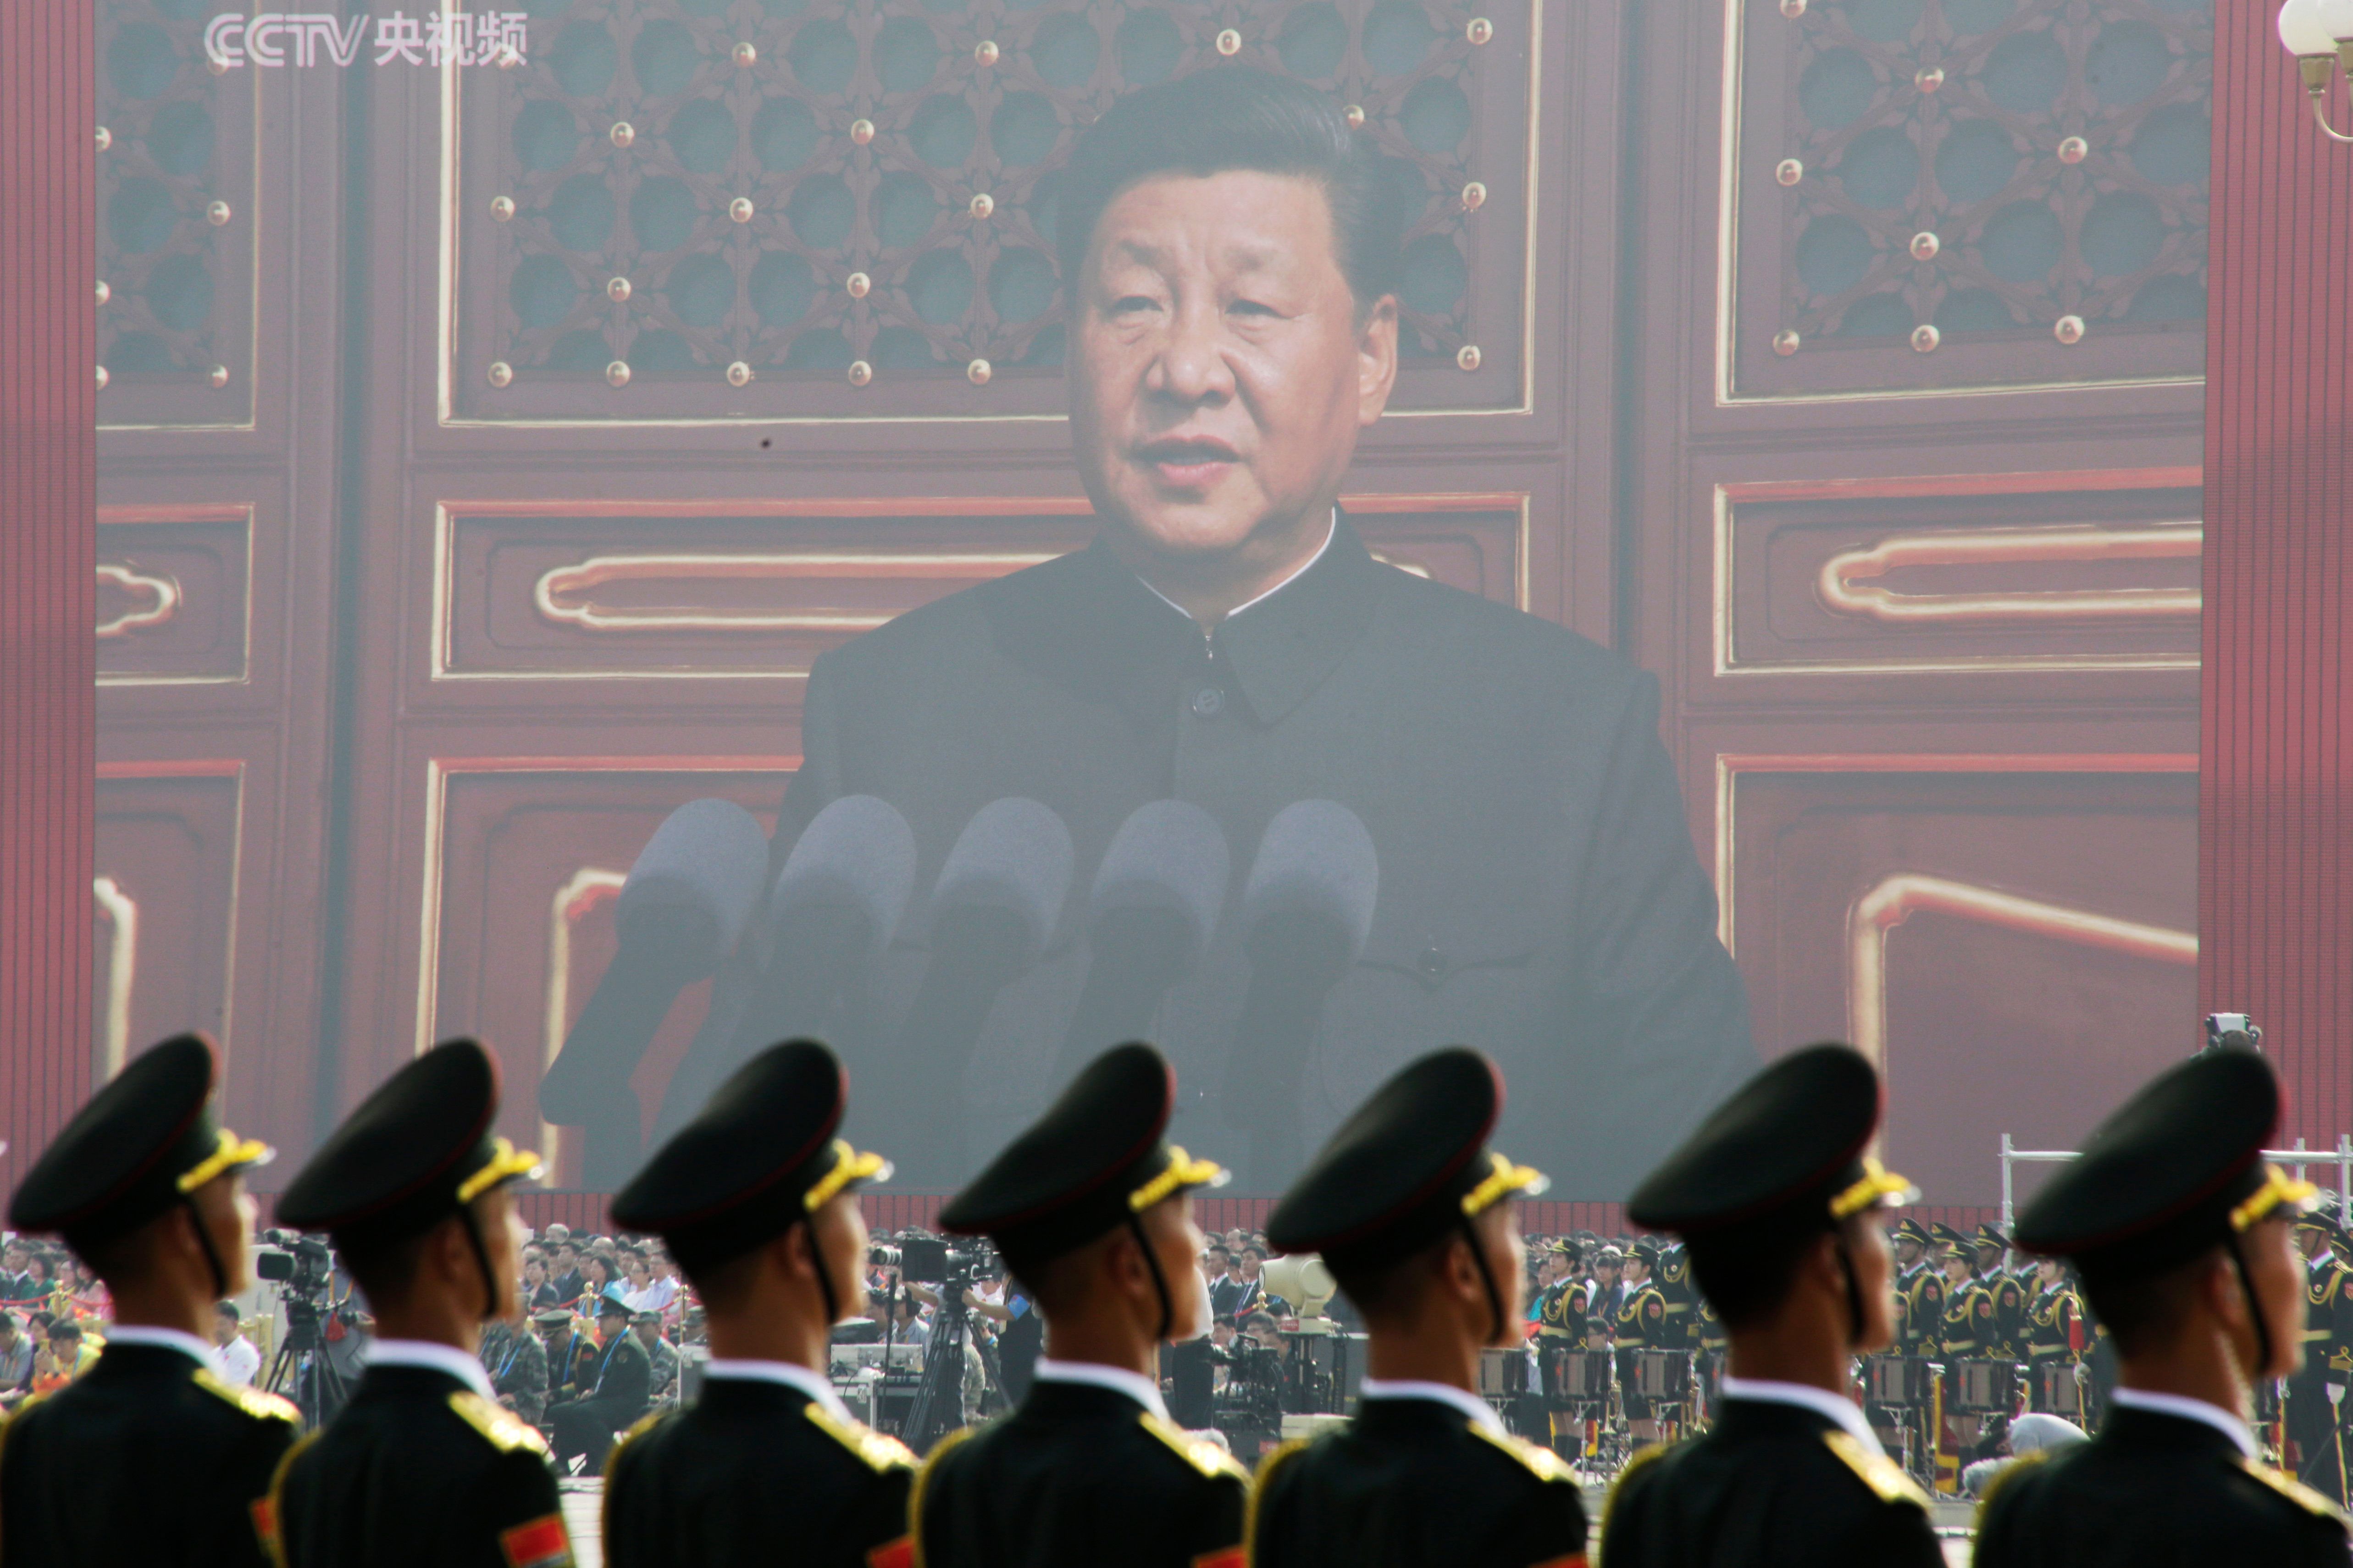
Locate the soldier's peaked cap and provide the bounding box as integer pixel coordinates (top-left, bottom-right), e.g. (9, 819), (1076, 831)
(2015, 1049), (2313, 1285)
(277, 1038), (542, 1246)
(609, 1039), (890, 1276)
(940, 1043), (1224, 1267)
(1267, 1048), (1546, 1272)
(10, 1032), (272, 1246)
(1627, 1043), (1914, 1237)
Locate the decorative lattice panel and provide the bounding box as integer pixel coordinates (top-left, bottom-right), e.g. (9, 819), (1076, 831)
(452, 0), (1536, 423)
(1729, 0), (2211, 397)
(96, 0), (257, 426)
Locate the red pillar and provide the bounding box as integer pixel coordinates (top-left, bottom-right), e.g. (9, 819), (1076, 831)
(0, 0), (96, 1188)
(2200, 0), (2353, 1147)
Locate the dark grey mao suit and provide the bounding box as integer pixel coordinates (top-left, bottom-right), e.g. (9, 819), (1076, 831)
(681, 515), (1753, 1197)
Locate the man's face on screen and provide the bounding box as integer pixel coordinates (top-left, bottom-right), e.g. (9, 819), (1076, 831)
(1069, 169), (1397, 566)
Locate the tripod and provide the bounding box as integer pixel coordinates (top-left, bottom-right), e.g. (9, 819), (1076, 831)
(901, 1276), (976, 1453)
(264, 1297), (352, 1429)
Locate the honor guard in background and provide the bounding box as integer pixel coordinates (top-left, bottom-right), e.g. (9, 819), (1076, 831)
(2020, 1258), (2086, 1413)
(1614, 1238), (1673, 1448)
(1976, 1224), (2028, 1359)
(0, 1032), (293, 1567)
(1534, 1242), (1589, 1347)
(915, 1043), (1246, 1568)
(1249, 1047), (1585, 1568)
(268, 1038), (570, 1568)
(1655, 1242), (1698, 1350)
(2287, 1211), (2353, 1504)
(1893, 1220), (1945, 1354)
(1932, 1226), (1995, 1361)
(603, 1040), (911, 1568)
(1973, 1049), (2351, 1567)
(1597, 1043), (1940, 1568)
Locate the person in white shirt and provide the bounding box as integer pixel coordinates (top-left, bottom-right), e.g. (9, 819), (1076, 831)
(210, 1299), (261, 1385)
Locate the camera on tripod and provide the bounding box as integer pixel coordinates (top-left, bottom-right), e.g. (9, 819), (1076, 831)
(893, 1235), (993, 1285)
(254, 1231), (336, 1302)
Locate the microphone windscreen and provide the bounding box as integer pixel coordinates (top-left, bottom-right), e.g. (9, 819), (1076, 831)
(614, 798), (771, 968)
(1090, 800), (1231, 972)
(1240, 800), (1379, 962)
(772, 795), (917, 955)
(932, 798), (1076, 966)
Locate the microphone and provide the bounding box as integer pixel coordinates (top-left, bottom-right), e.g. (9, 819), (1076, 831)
(539, 799), (769, 1184)
(731, 795), (917, 1055)
(1053, 800), (1231, 1083)
(645, 796), (917, 1144)
(893, 798), (1074, 1181)
(1224, 801), (1378, 1186)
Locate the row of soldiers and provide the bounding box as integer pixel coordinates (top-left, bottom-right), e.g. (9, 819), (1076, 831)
(0, 1027), (2347, 1566)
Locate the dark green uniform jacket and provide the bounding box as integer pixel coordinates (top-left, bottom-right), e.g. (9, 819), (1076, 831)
(605, 1374), (914, 1568)
(672, 517), (1754, 1193)
(1599, 1397), (1942, 1568)
(1973, 1403), (2350, 1568)
(0, 1340), (297, 1567)
(1249, 1394), (1587, 1568)
(914, 1379), (1246, 1568)
(271, 1362), (572, 1568)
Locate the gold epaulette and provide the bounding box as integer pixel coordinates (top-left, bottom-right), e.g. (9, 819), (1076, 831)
(1470, 1420), (1576, 1483)
(604, 1409), (667, 1478)
(1821, 1430), (1930, 1509)
(1244, 1438), (1314, 1564)
(447, 1390), (550, 1455)
(803, 1400), (918, 1473)
(1598, 1440), (1673, 1540)
(2240, 1458), (2353, 1526)
(194, 1366), (300, 1424)
(908, 1423), (981, 1568)
(1139, 1412), (1251, 1482)
(261, 1426), (326, 1568)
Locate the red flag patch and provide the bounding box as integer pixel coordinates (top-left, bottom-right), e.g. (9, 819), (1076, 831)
(868, 1536), (914, 1568)
(499, 1513), (574, 1568)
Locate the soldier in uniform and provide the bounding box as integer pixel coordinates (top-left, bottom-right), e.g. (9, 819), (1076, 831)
(1248, 1047), (1586, 1568)
(1893, 1220), (1946, 1357)
(269, 1038), (572, 1568)
(603, 1039), (913, 1568)
(0, 1032), (293, 1566)
(1973, 1048), (2350, 1566)
(1655, 1242), (1699, 1351)
(1614, 1237), (1674, 1448)
(533, 1307), (592, 1403)
(548, 1288), (650, 1473)
(1597, 1042), (1940, 1567)
(2287, 1212), (2353, 1504)
(1975, 1225), (2028, 1360)
(914, 1043), (1246, 1568)
(479, 1312), (550, 1425)
(1533, 1242), (1589, 1347)
(2019, 1258), (2085, 1416)
(1932, 1226), (1995, 1362)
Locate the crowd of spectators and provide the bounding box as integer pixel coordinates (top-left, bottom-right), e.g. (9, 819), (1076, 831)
(0, 1211), (1649, 1460)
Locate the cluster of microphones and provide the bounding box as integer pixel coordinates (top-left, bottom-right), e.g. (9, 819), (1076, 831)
(539, 794), (1382, 1188)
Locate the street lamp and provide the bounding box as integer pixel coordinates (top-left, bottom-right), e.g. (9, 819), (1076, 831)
(2278, 0), (2353, 143)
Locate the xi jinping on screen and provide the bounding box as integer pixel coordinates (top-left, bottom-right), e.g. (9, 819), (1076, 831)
(687, 67), (1755, 1197)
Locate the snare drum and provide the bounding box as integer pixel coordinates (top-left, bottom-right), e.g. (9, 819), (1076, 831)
(2035, 1362), (2082, 1418)
(1633, 1350), (1691, 1402)
(1862, 1354), (1931, 1407)
(1951, 1358), (2018, 1413)
(1548, 1349), (1610, 1400)
(1477, 1348), (1528, 1397)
